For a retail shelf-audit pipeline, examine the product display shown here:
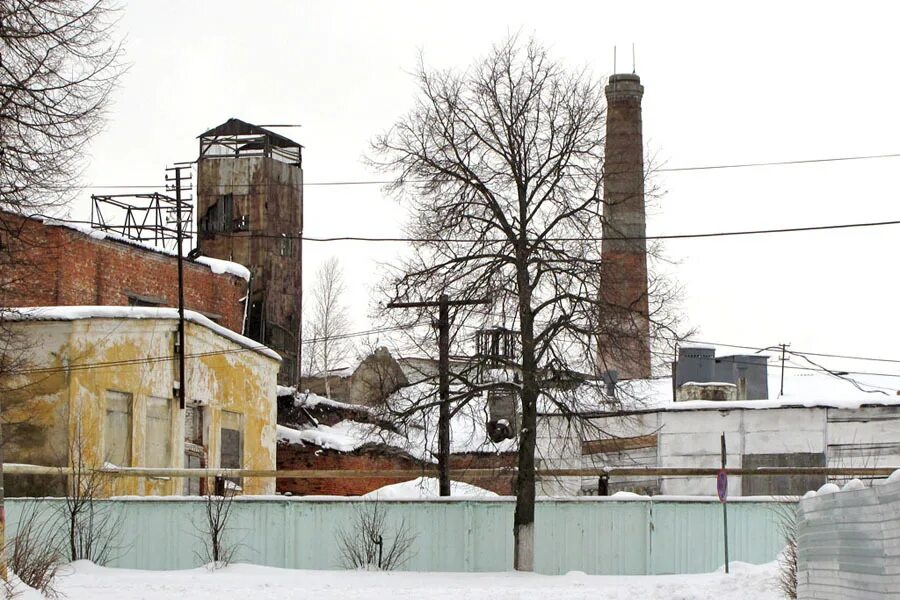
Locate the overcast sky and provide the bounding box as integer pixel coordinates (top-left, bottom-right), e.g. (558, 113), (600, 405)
(71, 1), (900, 377)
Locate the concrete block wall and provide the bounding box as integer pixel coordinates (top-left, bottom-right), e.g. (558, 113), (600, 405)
(798, 476), (900, 598)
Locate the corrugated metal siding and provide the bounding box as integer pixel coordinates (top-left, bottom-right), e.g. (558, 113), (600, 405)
(4, 497), (789, 575)
(798, 480), (900, 599)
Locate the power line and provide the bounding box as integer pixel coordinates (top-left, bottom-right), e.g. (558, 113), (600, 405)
(64, 151), (900, 190)
(40, 213), (900, 244)
(298, 218), (900, 242)
(10, 322), (420, 376)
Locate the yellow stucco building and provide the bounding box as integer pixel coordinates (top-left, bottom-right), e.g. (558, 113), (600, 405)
(1, 307), (280, 496)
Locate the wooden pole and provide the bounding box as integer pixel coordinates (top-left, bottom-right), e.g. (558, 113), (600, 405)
(721, 432), (730, 574)
(386, 296), (489, 496)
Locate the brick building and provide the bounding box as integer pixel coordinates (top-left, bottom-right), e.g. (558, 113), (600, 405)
(0, 212), (249, 332)
(276, 391), (516, 496)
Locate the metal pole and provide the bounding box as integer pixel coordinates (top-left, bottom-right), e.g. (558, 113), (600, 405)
(721, 432), (730, 574)
(438, 294), (450, 497)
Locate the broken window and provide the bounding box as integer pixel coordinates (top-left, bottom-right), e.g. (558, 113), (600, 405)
(183, 405), (204, 495)
(126, 292), (165, 307)
(220, 410), (243, 489)
(145, 396), (172, 468)
(104, 391), (133, 467)
(199, 193), (234, 236)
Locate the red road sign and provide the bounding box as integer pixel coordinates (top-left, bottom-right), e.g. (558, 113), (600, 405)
(717, 469), (728, 502)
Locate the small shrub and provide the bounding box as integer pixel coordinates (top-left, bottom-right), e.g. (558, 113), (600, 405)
(337, 502), (415, 570)
(5, 502), (63, 598)
(775, 503), (798, 599)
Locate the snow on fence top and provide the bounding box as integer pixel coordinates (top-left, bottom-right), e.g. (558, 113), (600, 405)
(6, 306), (281, 361)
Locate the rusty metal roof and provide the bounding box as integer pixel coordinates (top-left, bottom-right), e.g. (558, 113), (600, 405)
(198, 118), (303, 149)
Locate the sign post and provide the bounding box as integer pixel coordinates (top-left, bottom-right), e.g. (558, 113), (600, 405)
(718, 433), (730, 574)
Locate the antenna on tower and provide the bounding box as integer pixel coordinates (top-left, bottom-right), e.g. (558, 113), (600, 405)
(632, 43), (636, 74)
(613, 45), (617, 74)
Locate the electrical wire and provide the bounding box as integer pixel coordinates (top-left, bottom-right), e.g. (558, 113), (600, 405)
(35, 214), (900, 244)
(64, 151), (900, 190)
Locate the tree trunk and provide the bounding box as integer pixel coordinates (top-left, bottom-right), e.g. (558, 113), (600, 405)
(514, 254), (538, 571)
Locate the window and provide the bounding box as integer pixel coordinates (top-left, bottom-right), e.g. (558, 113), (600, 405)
(126, 292), (165, 307)
(279, 236), (293, 257)
(145, 396), (172, 467)
(199, 194), (234, 235)
(220, 411), (242, 470)
(220, 411), (243, 489)
(104, 391), (133, 467)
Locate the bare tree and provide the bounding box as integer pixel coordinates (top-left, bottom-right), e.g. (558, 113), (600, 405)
(0, 0), (125, 215)
(304, 257), (352, 397)
(194, 477), (238, 569)
(371, 36), (682, 570)
(57, 427), (123, 565)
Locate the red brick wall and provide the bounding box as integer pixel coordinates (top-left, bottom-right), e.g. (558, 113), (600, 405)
(276, 443), (516, 496)
(0, 215), (247, 333)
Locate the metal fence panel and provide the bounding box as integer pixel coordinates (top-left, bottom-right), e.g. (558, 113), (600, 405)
(3, 497), (788, 575)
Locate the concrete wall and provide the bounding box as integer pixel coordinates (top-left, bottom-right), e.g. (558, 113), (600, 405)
(798, 477), (900, 598)
(576, 405), (900, 497)
(3, 316), (279, 496)
(4, 496), (791, 574)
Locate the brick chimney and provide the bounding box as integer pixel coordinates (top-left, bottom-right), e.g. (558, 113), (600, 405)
(597, 73), (651, 380)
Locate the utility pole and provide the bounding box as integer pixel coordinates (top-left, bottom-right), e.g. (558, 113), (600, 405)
(779, 343), (789, 398)
(166, 164), (193, 410)
(387, 295), (489, 496)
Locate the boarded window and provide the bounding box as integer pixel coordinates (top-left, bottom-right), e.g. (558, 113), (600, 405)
(145, 396), (172, 467)
(104, 391), (133, 467)
(741, 452), (826, 496)
(221, 411), (243, 489)
(220, 411), (242, 469)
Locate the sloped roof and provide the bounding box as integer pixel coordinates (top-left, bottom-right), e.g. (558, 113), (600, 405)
(198, 118), (303, 149)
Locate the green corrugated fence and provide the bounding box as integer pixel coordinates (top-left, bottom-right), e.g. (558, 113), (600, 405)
(4, 496), (793, 575)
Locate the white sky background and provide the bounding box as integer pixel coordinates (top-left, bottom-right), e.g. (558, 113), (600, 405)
(69, 1), (900, 376)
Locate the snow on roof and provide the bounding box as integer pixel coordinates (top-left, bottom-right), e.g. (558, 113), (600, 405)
(615, 364), (900, 413)
(277, 420), (433, 463)
(7, 306), (281, 361)
(39, 216), (251, 281)
(289, 390), (372, 414)
(364, 477), (498, 499)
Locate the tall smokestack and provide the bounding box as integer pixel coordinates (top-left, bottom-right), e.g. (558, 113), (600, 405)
(597, 73), (651, 380)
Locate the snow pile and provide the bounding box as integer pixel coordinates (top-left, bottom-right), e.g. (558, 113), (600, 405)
(364, 477), (498, 499)
(46, 559), (784, 600)
(816, 482), (840, 495)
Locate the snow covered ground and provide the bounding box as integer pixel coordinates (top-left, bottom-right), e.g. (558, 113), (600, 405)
(21, 560), (783, 600)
